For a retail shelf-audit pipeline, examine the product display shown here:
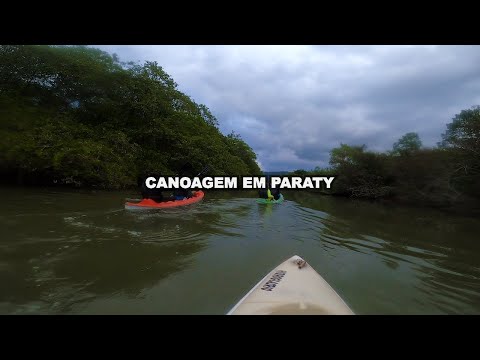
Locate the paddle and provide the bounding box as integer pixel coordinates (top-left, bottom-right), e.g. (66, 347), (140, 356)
(165, 164), (211, 199)
(189, 164), (211, 193)
(195, 164), (211, 177)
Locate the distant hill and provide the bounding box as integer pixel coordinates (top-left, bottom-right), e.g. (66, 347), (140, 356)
(263, 171), (290, 176)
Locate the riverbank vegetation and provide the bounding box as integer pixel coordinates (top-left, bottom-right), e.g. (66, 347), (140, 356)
(291, 107), (480, 210)
(0, 45), (261, 189)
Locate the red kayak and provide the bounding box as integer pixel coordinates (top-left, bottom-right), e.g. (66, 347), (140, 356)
(125, 191), (205, 209)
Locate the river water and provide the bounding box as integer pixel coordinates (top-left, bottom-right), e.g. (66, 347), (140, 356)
(1, 187), (479, 314)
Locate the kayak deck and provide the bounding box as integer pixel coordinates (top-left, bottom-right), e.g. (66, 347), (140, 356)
(256, 194), (284, 204)
(228, 255), (354, 315)
(125, 191), (204, 209)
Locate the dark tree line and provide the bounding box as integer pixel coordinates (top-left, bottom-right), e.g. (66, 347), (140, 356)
(0, 45), (261, 188)
(291, 107), (480, 209)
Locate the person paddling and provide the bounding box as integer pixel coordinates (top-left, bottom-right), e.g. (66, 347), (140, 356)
(140, 174), (174, 203)
(140, 163), (209, 202)
(172, 163), (195, 200)
(258, 177), (281, 201)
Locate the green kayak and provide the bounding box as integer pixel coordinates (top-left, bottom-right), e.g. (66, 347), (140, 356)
(256, 194), (284, 204)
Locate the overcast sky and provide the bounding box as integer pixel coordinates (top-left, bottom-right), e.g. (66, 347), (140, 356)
(95, 45), (480, 171)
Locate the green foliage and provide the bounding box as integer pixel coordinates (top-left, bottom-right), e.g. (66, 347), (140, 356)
(329, 144), (392, 198)
(294, 109), (480, 208)
(329, 143), (367, 168)
(0, 45), (260, 188)
(389, 149), (460, 205)
(224, 131), (262, 176)
(439, 106), (480, 151)
(439, 106), (480, 198)
(391, 132), (422, 156)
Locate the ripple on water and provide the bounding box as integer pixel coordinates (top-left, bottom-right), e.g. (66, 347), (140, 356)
(2, 188), (480, 315)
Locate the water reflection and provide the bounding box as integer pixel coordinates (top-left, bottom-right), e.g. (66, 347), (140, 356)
(286, 191), (480, 314)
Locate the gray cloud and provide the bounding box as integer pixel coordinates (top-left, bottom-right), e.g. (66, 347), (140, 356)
(94, 45), (480, 171)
